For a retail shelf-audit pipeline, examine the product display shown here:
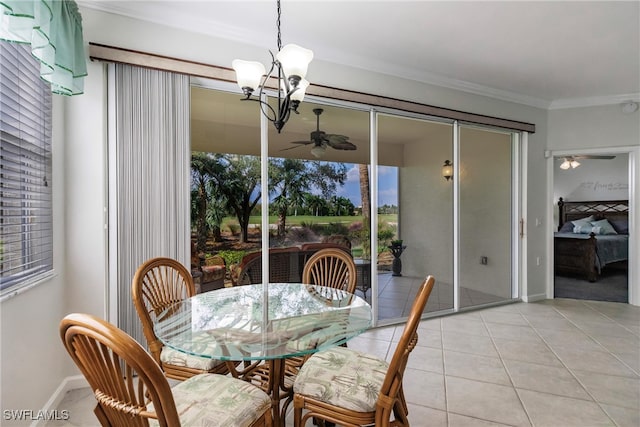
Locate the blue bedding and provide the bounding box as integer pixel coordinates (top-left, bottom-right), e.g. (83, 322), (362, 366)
(555, 233), (629, 272)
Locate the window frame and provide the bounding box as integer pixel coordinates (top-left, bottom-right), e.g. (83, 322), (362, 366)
(0, 40), (54, 298)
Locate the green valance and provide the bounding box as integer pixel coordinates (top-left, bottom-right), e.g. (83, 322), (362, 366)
(1, 0), (87, 95)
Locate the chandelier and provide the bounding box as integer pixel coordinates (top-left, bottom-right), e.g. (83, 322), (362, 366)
(232, 0), (313, 133)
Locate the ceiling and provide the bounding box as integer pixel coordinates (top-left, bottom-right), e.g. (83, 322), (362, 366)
(81, 0), (639, 109)
(80, 1), (639, 161)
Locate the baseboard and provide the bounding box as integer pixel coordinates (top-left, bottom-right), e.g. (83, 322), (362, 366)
(31, 375), (89, 427)
(522, 293), (548, 303)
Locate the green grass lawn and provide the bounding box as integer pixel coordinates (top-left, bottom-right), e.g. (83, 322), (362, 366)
(222, 214), (397, 227)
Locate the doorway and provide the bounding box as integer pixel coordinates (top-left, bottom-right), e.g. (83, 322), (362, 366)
(552, 153), (630, 303)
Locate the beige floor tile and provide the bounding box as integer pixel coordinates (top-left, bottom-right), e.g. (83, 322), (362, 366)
(485, 322), (542, 343)
(442, 316), (489, 337)
(442, 331), (499, 358)
(347, 335), (392, 361)
(448, 413), (515, 427)
(524, 315), (579, 331)
(573, 370), (640, 410)
(600, 403), (640, 427)
(551, 345), (639, 378)
(403, 368), (446, 410)
(480, 310), (529, 326)
(574, 320), (637, 340)
(615, 351), (640, 374)
(517, 388), (615, 427)
(406, 404), (448, 427)
(493, 337), (563, 367)
(407, 345), (444, 374)
(535, 327), (605, 352)
(416, 328), (443, 349)
(502, 358), (591, 400)
(444, 350), (511, 385)
(445, 376), (531, 426)
(47, 297), (640, 427)
(590, 333), (640, 356)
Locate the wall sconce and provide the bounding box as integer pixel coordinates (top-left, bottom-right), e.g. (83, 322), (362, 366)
(442, 160), (453, 181)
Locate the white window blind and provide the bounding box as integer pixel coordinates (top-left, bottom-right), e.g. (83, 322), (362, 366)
(0, 40), (53, 294)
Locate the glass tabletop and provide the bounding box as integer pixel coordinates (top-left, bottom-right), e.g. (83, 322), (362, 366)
(153, 283), (372, 361)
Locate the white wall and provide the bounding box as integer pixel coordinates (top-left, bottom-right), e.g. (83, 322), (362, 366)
(0, 6), (552, 418)
(401, 127), (454, 282)
(548, 105), (639, 150)
(0, 97), (71, 425)
(547, 105), (640, 305)
(554, 155), (629, 216)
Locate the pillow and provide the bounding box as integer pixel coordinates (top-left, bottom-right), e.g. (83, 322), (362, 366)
(609, 219), (629, 234)
(590, 219), (618, 235)
(558, 221), (574, 233)
(571, 219), (594, 233)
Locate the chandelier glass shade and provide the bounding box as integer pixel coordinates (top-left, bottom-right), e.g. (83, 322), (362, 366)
(232, 1), (313, 133)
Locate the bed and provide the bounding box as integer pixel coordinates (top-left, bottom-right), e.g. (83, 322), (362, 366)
(554, 198), (629, 282)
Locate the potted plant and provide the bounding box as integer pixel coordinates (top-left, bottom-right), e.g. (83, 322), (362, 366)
(388, 239), (406, 276)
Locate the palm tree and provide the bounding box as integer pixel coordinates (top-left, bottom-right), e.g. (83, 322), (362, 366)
(270, 159), (347, 238)
(358, 164), (371, 258)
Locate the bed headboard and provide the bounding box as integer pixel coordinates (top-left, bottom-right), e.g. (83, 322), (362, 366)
(557, 198), (629, 231)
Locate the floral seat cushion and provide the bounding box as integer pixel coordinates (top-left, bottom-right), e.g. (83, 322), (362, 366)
(149, 373), (271, 427)
(293, 346), (388, 412)
(160, 346), (225, 371)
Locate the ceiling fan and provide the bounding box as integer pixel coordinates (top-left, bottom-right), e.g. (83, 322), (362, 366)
(284, 108), (356, 158)
(558, 155), (615, 170)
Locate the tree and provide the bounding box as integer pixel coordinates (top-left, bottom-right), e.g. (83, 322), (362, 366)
(191, 152), (218, 253)
(304, 194), (327, 216)
(211, 154), (262, 243)
(330, 196), (355, 216)
(358, 164), (371, 256)
(270, 159), (347, 238)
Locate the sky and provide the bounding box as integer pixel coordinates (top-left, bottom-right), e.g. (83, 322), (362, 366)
(336, 164), (398, 207)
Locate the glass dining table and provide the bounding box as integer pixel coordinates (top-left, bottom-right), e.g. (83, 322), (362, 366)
(153, 282), (372, 426)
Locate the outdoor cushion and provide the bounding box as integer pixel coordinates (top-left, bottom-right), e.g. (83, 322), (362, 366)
(293, 346), (388, 412)
(202, 265), (225, 273)
(149, 373), (271, 427)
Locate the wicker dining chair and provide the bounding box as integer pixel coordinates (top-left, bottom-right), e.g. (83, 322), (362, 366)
(302, 248), (357, 295)
(60, 313), (273, 427)
(292, 275), (436, 427)
(131, 257), (230, 380)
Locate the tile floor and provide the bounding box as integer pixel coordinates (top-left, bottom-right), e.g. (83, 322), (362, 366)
(47, 298), (639, 427)
(366, 272), (511, 321)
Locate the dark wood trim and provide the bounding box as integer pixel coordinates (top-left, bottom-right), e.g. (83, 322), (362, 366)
(89, 42), (536, 133)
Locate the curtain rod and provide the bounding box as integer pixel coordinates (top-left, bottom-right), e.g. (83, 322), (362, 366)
(88, 42), (536, 134)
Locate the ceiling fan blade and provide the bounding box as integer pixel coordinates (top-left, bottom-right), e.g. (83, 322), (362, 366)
(326, 134), (356, 150)
(280, 144), (307, 152)
(288, 140), (314, 145)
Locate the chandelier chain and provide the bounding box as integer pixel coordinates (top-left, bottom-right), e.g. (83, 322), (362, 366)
(276, 0), (282, 51)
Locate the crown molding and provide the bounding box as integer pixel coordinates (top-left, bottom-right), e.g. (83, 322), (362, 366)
(78, 1), (635, 113)
(549, 93), (640, 110)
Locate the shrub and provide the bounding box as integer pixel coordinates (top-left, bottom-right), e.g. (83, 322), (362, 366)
(216, 250), (247, 268)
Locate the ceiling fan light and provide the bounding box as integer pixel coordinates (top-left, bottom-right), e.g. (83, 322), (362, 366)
(232, 59), (265, 94)
(560, 159), (571, 170)
(276, 44), (314, 80)
(570, 160), (580, 168)
(310, 145), (326, 158)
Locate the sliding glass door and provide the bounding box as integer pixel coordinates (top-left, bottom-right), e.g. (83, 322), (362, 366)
(376, 113), (455, 323)
(189, 79), (523, 326)
(458, 126), (517, 308)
